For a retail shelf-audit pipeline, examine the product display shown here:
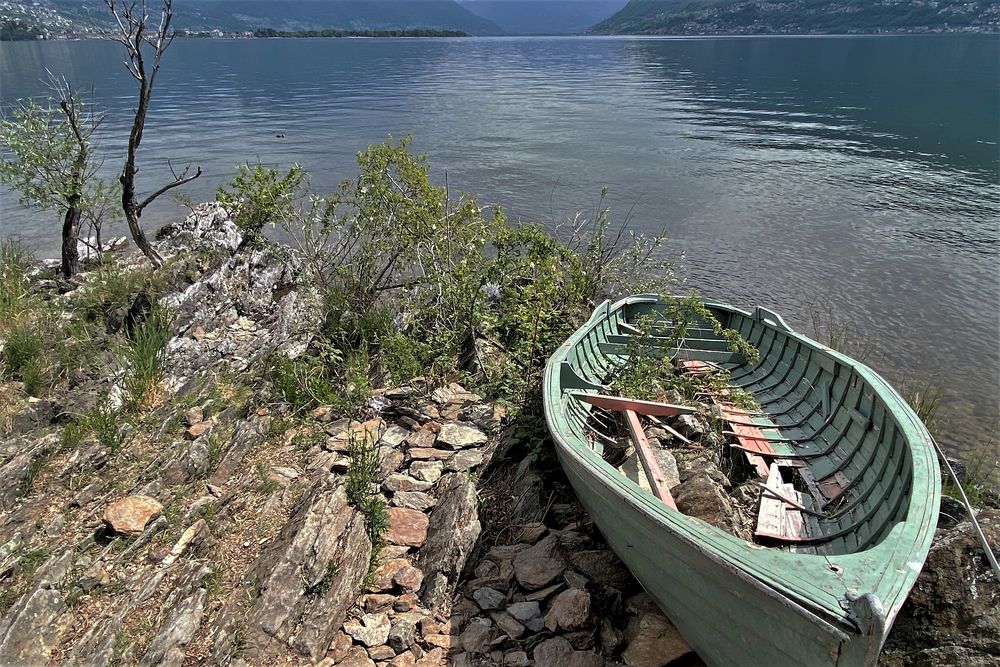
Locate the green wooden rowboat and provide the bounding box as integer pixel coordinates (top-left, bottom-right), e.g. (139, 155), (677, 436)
(542, 294), (940, 666)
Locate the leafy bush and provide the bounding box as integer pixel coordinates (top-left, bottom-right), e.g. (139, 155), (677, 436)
(217, 161), (306, 244)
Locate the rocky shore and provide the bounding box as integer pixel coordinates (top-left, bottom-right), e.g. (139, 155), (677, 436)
(0, 205), (996, 666)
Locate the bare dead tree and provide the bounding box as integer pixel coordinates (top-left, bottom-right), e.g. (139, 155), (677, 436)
(105, 0), (201, 267)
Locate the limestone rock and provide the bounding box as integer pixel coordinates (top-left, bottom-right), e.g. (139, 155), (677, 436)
(545, 588), (590, 631)
(387, 619), (417, 653)
(491, 611), (525, 639)
(419, 474), (481, 609)
(409, 461), (443, 483)
(368, 558), (411, 592)
(339, 646), (376, 667)
(652, 448), (680, 488)
(437, 422), (488, 449)
(394, 565), (424, 592)
(381, 424), (411, 447)
(622, 613), (692, 667)
(431, 384), (482, 406)
(103, 495), (164, 536)
(184, 421), (212, 440)
(156, 201), (242, 253)
(672, 474), (740, 536)
(407, 429), (437, 450)
(533, 637), (573, 665)
(883, 509), (1000, 659)
(383, 474), (433, 493)
(446, 449), (484, 472)
(460, 617), (494, 654)
(674, 414), (706, 440)
(513, 534), (567, 591)
(369, 644), (396, 661)
(386, 507), (430, 547)
(217, 475), (370, 662)
(568, 549), (633, 589)
(0, 587), (71, 664)
(344, 613), (391, 647)
(139, 563), (211, 667)
(392, 491), (436, 511)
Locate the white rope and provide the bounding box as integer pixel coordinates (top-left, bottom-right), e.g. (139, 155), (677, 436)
(932, 436), (1000, 582)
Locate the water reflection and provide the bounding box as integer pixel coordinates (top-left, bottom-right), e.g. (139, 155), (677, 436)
(1, 35), (997, 470)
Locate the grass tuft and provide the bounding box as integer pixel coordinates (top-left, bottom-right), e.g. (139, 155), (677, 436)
(120, 305), (173, 413)
(0, 238), (33, 321)
(345, 433), (388, 575)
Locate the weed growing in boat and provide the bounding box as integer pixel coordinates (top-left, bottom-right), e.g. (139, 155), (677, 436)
(608, 295), (759, 410)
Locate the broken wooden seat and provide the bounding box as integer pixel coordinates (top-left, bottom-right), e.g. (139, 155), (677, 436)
(755, 463), (816, 543)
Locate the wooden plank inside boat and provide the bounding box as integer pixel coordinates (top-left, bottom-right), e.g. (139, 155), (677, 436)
(623, 409), (677, 510)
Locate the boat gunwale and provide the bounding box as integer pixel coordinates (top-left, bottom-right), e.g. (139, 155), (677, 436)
(542, 293), (940, 644)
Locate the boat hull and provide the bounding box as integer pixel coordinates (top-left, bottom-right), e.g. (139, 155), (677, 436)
(542, 295), (940, 667)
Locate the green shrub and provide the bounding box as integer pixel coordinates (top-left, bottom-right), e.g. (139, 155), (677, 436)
(269, 352), (339, 412)
(216, 161), (306, 244)
(276, 138), (716, 422)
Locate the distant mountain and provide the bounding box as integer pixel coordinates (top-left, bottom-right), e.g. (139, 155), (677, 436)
(459, 0), (627, 34)
(591, 0), (1000, 34)
(5, 0), (505, 36)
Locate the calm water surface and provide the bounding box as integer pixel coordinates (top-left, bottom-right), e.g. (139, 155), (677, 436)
(1, 35), (998, 471)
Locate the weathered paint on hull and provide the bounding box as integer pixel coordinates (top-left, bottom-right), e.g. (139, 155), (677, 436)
(558, 446), (852, 665)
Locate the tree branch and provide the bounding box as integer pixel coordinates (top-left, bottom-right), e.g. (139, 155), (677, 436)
(136, 165), (201, 214)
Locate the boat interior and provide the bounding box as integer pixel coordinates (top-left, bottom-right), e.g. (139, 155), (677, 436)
(558, 299), (917, 557)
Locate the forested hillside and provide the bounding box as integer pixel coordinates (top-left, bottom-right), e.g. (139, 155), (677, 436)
(591, 0), (1000, 34)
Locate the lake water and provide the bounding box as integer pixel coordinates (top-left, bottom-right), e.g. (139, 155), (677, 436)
(1, 35), (998, 473)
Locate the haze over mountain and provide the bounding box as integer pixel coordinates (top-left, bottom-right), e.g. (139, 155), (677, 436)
(591, 0), (1000, 34)
(10, 0), (505, 35)
(458, 0), (628, 34)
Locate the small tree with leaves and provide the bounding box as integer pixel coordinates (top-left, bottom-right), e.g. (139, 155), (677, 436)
(105, 0), (201, 267)
(0, 78), (116, 277)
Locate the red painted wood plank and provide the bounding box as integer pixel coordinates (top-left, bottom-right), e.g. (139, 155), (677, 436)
(572, 392), (696, 417)
(623, 409), (677, 510)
